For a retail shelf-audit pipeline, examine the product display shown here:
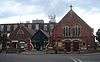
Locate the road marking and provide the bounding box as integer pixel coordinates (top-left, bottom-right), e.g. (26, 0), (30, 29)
(74, 58), (82, 62)
(71, 57), (82, 62)
(71, 58), (78, 62)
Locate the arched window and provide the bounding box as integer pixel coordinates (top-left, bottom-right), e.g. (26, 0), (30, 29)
(72, 27), (76, 37)
(75, 25), (80, 37)
(64, 26), (70, 37)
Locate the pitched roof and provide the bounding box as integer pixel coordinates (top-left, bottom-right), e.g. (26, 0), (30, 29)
(24, 26), (35, 38)
(39, 29), (49, 37)
(32, 29), (49, 42)
(9, 24), (35, 41)
(57, 9), (93, 31)
(33, 29), (49, 38)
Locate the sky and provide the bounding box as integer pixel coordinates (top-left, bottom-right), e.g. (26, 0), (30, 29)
(0, 0), (100, 34)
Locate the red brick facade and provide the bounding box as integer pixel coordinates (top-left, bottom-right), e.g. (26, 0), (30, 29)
(52, 9), (95, 53)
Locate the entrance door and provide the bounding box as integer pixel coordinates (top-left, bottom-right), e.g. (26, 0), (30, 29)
(65, 42), (71, 52)
(32, 30), (48, 51)
(73, 42), (79, 51)
(35, 41), (44, 51)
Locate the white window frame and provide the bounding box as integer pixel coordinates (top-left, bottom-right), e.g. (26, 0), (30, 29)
(75, 25), (80, 37)
(64, 26), (70, 37)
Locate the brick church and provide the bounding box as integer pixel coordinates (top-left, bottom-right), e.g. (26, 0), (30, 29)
(52, 7), (95, 53)
(0, 6), (95, 53)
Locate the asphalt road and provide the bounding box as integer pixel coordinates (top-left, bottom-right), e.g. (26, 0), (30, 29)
(0, 53), (100, 62)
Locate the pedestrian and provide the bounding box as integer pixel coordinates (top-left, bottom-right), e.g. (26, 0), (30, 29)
(27, 40), (33, 51)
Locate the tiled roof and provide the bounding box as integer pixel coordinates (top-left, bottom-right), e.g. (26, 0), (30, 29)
(39, 29), (49, 37)
(9, 24), (34, 41)
(56, 9), (93, 31)
(33, 29), (49, 38)
(24, 27), (35, 38)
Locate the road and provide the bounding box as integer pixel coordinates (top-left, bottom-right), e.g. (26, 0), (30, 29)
(0, 53), (100, 62)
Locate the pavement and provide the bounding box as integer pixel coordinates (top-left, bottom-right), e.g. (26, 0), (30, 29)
(20, 50), (45, 55)
(0, 53), (100, 62)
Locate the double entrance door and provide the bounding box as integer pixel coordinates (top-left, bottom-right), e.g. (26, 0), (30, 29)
(64, 41), (79, 52)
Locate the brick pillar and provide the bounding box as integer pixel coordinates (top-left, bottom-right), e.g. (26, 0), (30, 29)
(79, 41), (81, 53)
(71, 42), (73, 53)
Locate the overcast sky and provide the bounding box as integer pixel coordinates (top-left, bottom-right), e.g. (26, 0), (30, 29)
(0, 0), (100, 34)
